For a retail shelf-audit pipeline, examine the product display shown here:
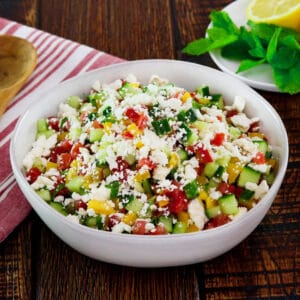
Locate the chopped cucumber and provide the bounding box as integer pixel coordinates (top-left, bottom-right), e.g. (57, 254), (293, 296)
(66, 176), (85, 193)
(177, 148), (188, 162)
(67, 95), (81, 109)
(37, 118), (48, 132)
(229, 126), (241, 140)
(238, 166), (261, 187)
(239, 189), (255, 201)
(124, 154), (136, 166)
(32, 157), (45, 172)
(216, 155), (231, 167)
(125, 197), (144, 213)
(85, 215), (102, 229)
(214, 166), (225, 179)
(35, 129), (55, 140)
(159, 216), (173, 233)
(49, 202), (68, 216)
(205, 206), (221, 218)
(193, 120), (208, 132)
(253, 140), (268, 154)
(173, 221), (187, 234)
(69, 127), (82, 140)
(183, 180), (199, 199)
(264, 172), (275, 185)
(36, 189), (51, 202)
(186, 131), (199, 146)
(204, 162), (219, 178)
(89, 128), (104, 143)
(218, 194), (238, 215)
(142, 179), (152, 195)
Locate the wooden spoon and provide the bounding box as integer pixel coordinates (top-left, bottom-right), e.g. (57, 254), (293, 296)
(0, 35), (37, 116)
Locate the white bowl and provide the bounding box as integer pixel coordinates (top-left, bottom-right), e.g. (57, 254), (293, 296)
(10, 59), (288, 267)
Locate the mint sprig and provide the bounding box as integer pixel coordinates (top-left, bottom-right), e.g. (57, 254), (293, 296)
(182, 10), (300, 95)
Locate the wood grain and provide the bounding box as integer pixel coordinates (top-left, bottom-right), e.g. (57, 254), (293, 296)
(0, 0), (299, 299)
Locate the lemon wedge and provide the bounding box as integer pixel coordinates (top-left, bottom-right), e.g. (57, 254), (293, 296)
(246, 0), (300, 32)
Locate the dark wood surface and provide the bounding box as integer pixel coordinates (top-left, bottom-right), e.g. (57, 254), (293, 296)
(0, 0), (299, 299)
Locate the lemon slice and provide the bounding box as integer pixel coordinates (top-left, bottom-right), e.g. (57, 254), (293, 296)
(246, 0), (300, 32)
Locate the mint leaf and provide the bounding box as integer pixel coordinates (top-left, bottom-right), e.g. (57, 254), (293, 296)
(272, 61), (300, 94)
(182, 11), (239, 55)
(221, 40), (252, 60)
(182, 38), (213, 55)
(240, 27), (266, 58)
(270, 47), (298, 69)
(237, 58), (266, 73)
(210, 10), (239, 35)
(266, 28), (282, 62)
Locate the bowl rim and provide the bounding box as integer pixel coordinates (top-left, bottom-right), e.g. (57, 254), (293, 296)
(10, 58), (289, 241)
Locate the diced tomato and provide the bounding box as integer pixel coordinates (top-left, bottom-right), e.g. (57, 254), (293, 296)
(47, 117), (59, 131)
(79, 111), (89, 123)
(233, 186), (244, 199)
(26, 167), (42, 184)
(211, 132), (225, 146)
(137, 157), (156, 170)
(149, 224), (168, 235)
(249, 121), (260, 132)
(125, 108), (140, 122)
(226, 109), (239, 118)
(49, 139), (73, 162)
(196, 163), (205, 175)
(52, 176), (69, 196)
(122, 131), (134, 139)
(167, 189), (188, 214)
(217, 182), (236, 195)
(125, 108), (148, 130)
(132, 219), (148, 235)
(252, 152), (266, 164)
(188, 143), (213, 164)
(111, 157), (130, 181)
(92, 120), (103, 129)
(71, 142), (84, 159)
(205, 214), (231, 229)
(57, 153), (73, 170)
(74, 200), (87, 211)
(136, 113), (148, 130)
(107, 214), (122, 230)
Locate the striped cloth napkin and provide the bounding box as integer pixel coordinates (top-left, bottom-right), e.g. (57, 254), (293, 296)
(0, 17), (123, 242)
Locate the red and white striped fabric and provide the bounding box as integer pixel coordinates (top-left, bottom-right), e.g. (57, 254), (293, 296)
(0, 18), (124, 242)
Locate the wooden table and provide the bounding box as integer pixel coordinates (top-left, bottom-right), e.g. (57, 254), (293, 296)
(0, 1), (299, 299)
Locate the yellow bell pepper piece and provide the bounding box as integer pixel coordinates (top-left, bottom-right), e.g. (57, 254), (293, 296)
(122, 211), (137, 225)
(135, 140), (144, 149)
(181, 92), (191, 103)
(178, 211), (190, 222)
(46, 161), (58, 171)
(127, 123), (141, 136)
(135, 170), (151, 182)
(227, 160), (243, 184)
(88, 200), (115, 215)
(168, 152), (179, 168)
(188, 224), (199, 232)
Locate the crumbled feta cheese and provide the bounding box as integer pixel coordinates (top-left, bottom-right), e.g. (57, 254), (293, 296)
(153, 166), (170, 181)
(150, 149), (168, 166)
(248, 163), (271, 174)
(145, 222), (155, 232)
(89, 182), (111, 201)
(112, 222), (132, 233)
(184, 164), (197, 181)
(23, 134), (57, 170)
(58, 103), (78, 118)
(245, 180), (269, 199)
(188, 199), (208, 230)
(66, 214), (80, 224)
(31, 175), (55, 190)
(229, 207), (248, 221)
(231, 113), (252, 132)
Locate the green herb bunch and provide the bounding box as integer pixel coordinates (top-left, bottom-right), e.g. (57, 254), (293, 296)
(183, 11), (300, 94)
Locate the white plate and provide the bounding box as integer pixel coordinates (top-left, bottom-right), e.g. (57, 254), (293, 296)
(209, 0), (279, 92)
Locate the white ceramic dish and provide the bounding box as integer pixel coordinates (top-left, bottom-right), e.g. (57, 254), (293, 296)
(209, 0), (279, 92)
(10, 59), (288, 267)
